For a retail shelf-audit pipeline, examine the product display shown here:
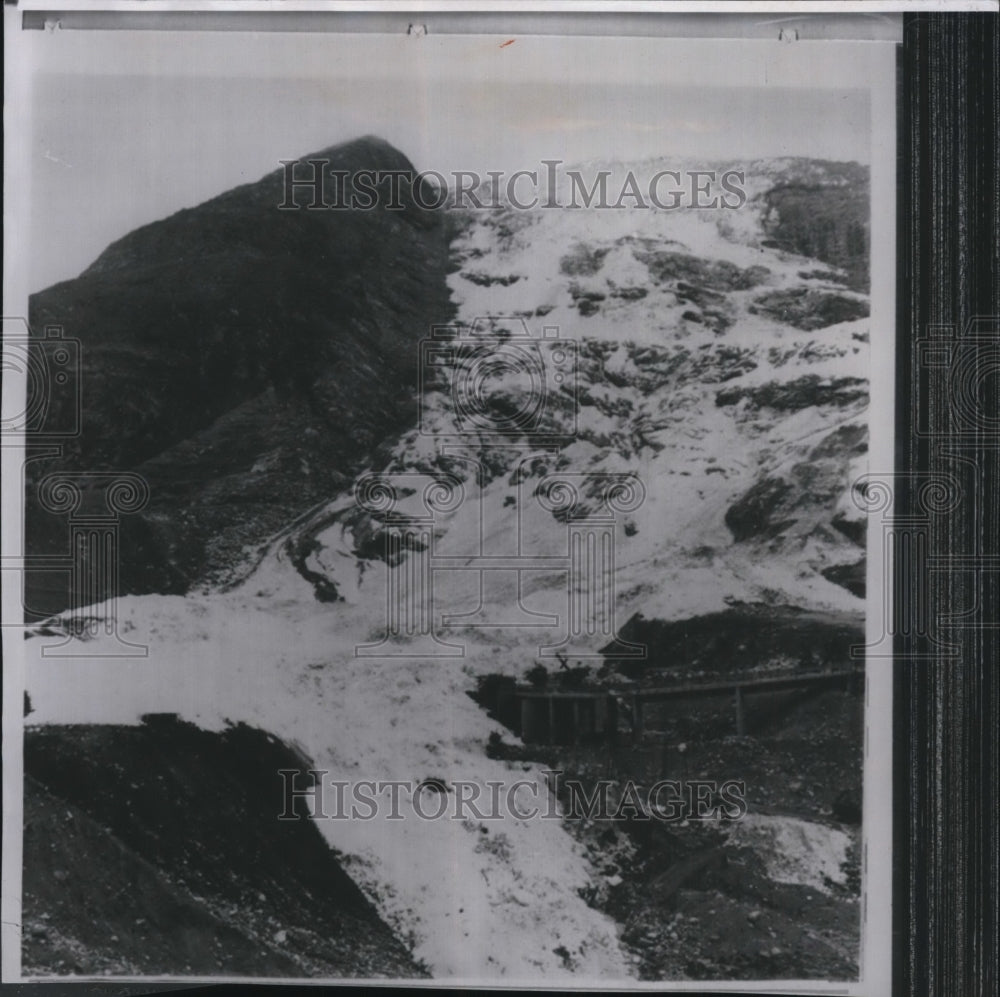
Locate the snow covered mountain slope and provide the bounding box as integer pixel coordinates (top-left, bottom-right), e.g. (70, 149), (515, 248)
(24, 153), (869, 980)
(274, 157), (870, 631)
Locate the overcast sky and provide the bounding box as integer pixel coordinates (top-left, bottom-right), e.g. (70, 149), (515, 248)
(18, 29), (883, 292)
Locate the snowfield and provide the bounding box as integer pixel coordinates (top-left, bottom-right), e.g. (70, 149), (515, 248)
(24, 156), (868, 980)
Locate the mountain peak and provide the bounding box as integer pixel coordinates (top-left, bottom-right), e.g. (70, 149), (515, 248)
(296, 134), (416, 173)
(27, 135), (453, 612)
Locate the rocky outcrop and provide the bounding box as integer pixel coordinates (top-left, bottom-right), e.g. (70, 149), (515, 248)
(748, 287), (869, 330)
(602, 603), (864, 677)
(756, 160), (870, 293)
(26, 136), (454, 614)
(22, 717), (426, 977)
(821, 560), (866, 599)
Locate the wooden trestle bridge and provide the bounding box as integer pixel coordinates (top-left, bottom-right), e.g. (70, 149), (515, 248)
(515, 665), (864, 745)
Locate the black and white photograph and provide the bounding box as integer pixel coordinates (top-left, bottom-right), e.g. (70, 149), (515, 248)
(2, 5), (906, 989)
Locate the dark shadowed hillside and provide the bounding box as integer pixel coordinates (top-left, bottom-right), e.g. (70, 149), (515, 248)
(756, 161), (870, 293)
(26, 136), (453, 615)
(22, 718), (426, 977)
(603, 603), (864, 678)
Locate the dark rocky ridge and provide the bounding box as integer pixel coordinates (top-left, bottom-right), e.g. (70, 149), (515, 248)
(602, 603), (863, 678)
(22, 718), (426, 977)
(756, 160), (870, 293)
(26, 136), (454, 615)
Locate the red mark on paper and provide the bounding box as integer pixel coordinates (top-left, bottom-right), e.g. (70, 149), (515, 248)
(500, 39), (515, 49)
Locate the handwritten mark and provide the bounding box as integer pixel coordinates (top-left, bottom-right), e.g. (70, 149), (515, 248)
(500, 39), (515, 49)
